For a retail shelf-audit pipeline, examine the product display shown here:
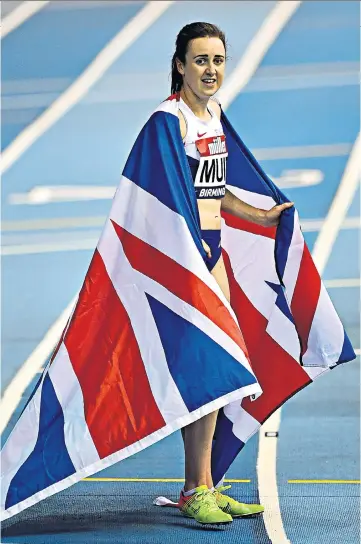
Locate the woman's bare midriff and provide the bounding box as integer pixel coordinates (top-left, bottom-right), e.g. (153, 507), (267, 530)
(197, 198), (222, 230)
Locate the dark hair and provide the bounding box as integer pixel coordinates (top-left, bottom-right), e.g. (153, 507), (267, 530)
(170, 22), (227, 94)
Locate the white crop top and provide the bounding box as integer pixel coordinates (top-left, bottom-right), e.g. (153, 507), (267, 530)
(179, 97), (228, 200)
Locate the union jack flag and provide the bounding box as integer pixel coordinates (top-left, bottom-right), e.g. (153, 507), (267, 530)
(1, 95), (355, 520)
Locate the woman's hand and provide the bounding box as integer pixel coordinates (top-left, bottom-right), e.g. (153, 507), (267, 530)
(202, 239), (212, 258)
(262, 202), (294, 227)
(222, 189), (294, 228)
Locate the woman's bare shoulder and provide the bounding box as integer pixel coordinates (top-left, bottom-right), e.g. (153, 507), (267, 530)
(178, 109), (187, 140)
(209, 97), (222, 119)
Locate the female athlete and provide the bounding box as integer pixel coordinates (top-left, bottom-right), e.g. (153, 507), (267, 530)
(171, 22), (293, 525)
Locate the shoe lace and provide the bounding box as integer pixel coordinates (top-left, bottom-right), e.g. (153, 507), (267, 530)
(194, 489), (219, 511)
(215, 485), (232, 495)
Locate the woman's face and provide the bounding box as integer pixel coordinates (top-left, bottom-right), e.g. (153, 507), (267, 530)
(176, 36), (226, 99)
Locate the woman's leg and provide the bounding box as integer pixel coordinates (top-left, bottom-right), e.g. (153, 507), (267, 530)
(209, 253), (230, 303)
(183, 255), (230, 491)
(182, 412), (219, 491)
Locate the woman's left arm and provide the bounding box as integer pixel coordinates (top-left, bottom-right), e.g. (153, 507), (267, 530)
(221, 188), (294, 227)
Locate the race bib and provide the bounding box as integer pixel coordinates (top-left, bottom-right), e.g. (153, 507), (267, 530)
(194, 135), (228, 198)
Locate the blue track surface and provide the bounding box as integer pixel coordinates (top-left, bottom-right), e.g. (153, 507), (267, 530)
(1, 1), (360, 542)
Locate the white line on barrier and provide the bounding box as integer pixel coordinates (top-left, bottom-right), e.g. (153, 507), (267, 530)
(1, 1), (50, 39)
(1, 0), (173, 174)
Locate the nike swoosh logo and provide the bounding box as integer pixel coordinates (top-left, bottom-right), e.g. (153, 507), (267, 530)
(197, 131), (207, 138)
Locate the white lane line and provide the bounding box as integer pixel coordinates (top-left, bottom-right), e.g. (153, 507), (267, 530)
(0, 296), (77, 434)
(324, 278), (360, 289)
(257, 134), (360, 544)
(1, 0), (173, 174)
(1, 216), (106, 232)
(355, 349), (360, 356)
(9, 185), (117, 205)
(313, 134), (361, 273)
(1, 238), (98, 256)
(2, 76), (71, 95)
(254, 142), (352, 161)
(301, 216), (360, 232)
(47, 0), (140, 11)
(219, 0), (302, 109)
(257, 410), (290, 543)
(1, 1), (50, 39)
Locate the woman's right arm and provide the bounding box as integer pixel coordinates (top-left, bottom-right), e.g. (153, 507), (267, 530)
(178, 110), (187, 140)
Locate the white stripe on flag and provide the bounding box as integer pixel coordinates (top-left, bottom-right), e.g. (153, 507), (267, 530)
(222, 225), (300, 361)
(1, 379), (44, 509)
(223, 402), (260, 443)
(303, 366), (329, 381)
(302, 283), (345, 367)
(109, 176), (237, 321)
(266, 307), (301, 362)
(98, 220), (189, 423)
(227, 186), (276, 210)
(222, 225), (278, 314)
(155, 97), (179, 116)
(49, 343), (100, 470)
(282, 210), (305, 302)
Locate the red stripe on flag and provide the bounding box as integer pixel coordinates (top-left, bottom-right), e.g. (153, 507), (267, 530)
(291, 245), (321, 356)
(223, 250), (311, 423)
(222, 212), (276, 239)
(64, 250), (165, 459)
(111, 220), (249, 359)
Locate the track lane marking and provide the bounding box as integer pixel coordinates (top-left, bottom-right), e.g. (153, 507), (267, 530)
(323, 278), (360, 288)
(1, 1), (50, 39)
